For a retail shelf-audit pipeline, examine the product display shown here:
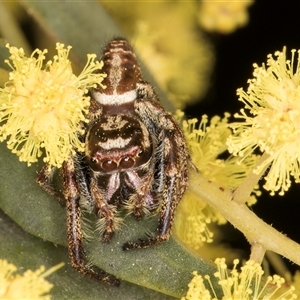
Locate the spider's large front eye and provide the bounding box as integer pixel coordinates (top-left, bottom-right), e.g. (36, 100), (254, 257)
(89, 156), (119, 172)
(120, 157), (134, 168)
(102, 160), (118, 171)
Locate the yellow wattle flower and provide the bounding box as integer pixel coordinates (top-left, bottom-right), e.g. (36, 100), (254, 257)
(174, 111), (259, 250)
(0, 259), (64, 299)
(0, 43), (105, 168)
(182, 258), (297, 300)
(227, 48), (300, 195)
(197, 0), (254, 34)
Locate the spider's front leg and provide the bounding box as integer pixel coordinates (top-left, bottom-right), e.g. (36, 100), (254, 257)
(36, 164), (65, 205)
(61, 158), (120, 285)
(90, 176), (120, 243)
(123, 99), (190, 250)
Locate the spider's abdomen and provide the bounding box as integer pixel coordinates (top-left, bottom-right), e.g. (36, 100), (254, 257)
(85, 114), (153, 173)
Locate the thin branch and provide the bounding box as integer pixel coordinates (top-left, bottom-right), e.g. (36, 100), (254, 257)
(189, 170), (300, 266)
(233, 153), (270, 204)
(249, 242), (266, 264)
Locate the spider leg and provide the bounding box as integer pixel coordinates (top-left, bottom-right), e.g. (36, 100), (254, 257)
(90, 175), (121, 243)
(125, 171), (155, 219)
(36, 164), (65, 205)
(62, 158), (120, 285)
(123, 100), (189, 250)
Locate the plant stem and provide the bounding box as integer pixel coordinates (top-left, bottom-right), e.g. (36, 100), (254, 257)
(189, 170), (300, 266)
(249, 242), (265, 264)
(233, 153), (270, 204)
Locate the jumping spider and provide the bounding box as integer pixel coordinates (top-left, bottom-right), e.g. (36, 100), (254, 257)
(37, 38), (190, 285)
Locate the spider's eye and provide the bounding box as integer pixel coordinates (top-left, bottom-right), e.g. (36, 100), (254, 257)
(120, 157), (134, 168)
(91, 157), (97, 163)
(102, 160), (117, 171)
(89, 157), (117, 172)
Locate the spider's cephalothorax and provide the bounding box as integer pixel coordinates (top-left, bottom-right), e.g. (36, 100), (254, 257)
(37, 38), (190, 285)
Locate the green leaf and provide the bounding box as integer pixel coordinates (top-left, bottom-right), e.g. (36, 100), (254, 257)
(0, 210), (177, 300)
